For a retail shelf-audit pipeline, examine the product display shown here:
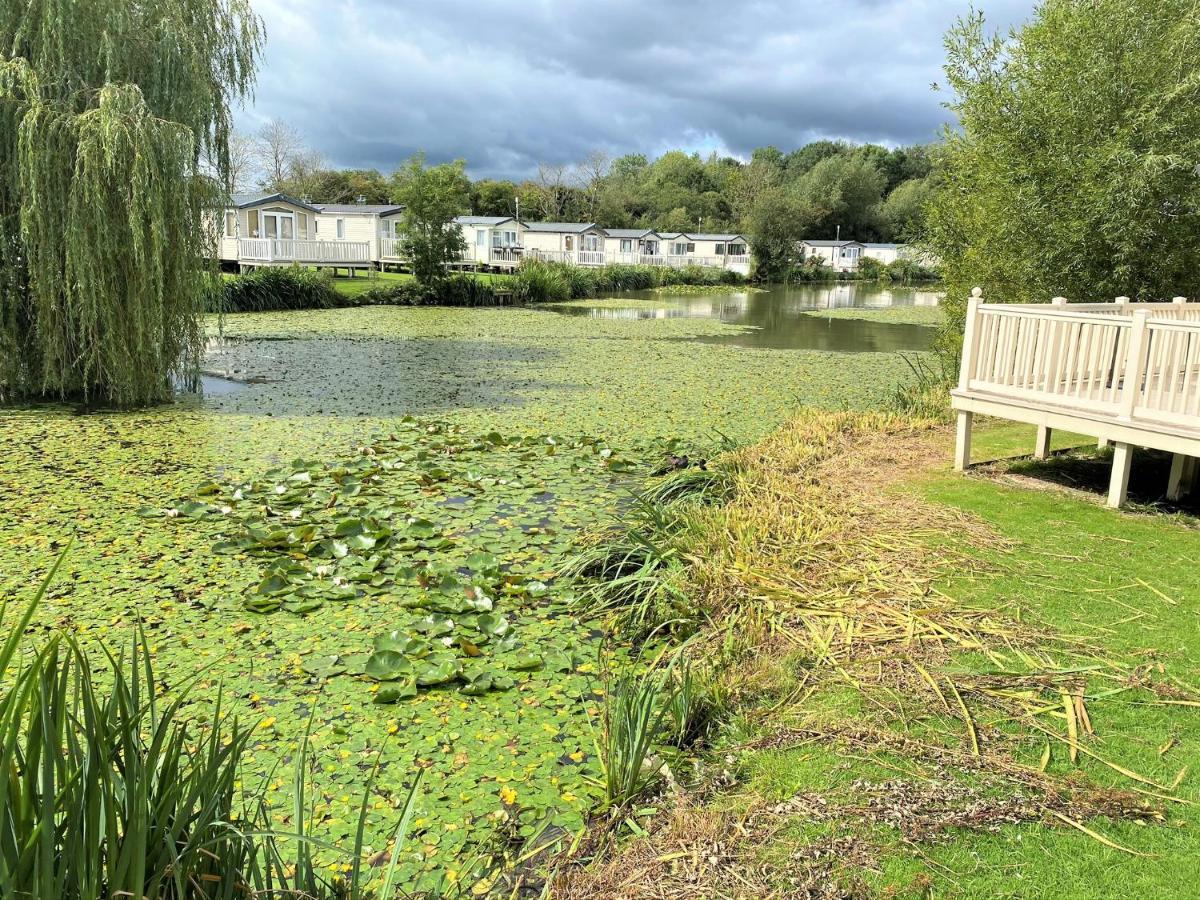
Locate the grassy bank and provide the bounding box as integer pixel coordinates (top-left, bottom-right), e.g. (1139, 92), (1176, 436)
(555, 414), (1200, 897)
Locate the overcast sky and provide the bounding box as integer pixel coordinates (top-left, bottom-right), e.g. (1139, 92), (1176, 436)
(240, 0), (1035, 181)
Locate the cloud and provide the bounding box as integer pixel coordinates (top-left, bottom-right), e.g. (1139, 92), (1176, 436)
(238, 0), (1035, 179)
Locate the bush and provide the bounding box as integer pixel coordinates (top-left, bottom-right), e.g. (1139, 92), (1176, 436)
(355, 274), (505, 307)
(513, 259), (746, 303)
(511, 259), (572, 303)
(886, 257), (940, 284)
(208, 266), (346, 313)
(857, 256), (891, 281)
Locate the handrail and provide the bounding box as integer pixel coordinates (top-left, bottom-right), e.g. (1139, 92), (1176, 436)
(959, 290), (1200, 424)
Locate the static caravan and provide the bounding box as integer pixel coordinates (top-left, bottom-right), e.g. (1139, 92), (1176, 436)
(800, 239), (866, 273)
(218, 193), (374, 272)
(522, 223), (607, 266)
(312, 203), (406, 264)
(861, 242), (905, 265)
(456, 216), (524, 268)
(684, 233), (750, 274)
(602, 228), (661, 265)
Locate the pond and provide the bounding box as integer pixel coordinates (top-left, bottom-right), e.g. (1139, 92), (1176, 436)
(0, 286), (941, 890)
(548, 281), (942, 352)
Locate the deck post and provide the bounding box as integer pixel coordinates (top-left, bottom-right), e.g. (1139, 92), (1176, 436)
(954, 411), (973, 471)
(1108, 442), (1133, 508)
(1097, 437), (1110, 450)
(1167, 453), (1190, 501)
(958, 288), (984, 391)
(1034, 425), (1052, 460)
(1119, 310), (1150, 419)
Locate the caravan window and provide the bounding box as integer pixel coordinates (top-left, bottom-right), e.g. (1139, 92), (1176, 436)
(620, 239), (633, 253)
(336, 218), (346, 239)
(224, 211), (237, 238)
(729, 243), (746, 256)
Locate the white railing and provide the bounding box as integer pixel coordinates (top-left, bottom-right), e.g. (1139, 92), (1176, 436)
(489, 247), (523, 265)
(524, 249), (749, 270)
(239, 238), (371, 264)
(958, 294), (1200, 425)
(380, 237), (406, 259)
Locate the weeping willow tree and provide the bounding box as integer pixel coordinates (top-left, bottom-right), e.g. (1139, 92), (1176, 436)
(0, 0), (262, 406)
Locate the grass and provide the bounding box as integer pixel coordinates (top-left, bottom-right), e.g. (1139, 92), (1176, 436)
(555, 414), (1200, 898)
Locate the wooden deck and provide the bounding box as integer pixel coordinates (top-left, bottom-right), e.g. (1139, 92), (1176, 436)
(951, 291), (1200, 507)
(238, 238), (373, 270)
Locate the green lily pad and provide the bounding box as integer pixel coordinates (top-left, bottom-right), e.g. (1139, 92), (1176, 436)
(365, 649), (414, 681)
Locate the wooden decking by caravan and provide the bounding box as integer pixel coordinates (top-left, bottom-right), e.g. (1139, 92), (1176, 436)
(951, 290), (1200, 507)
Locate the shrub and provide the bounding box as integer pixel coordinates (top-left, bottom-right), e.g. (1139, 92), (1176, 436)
(857, 256), (892, 282)
(209, 266), (346, 313)
(886, 257), (941, 284)
(356, 274), (504, 307)
(513, 259), (746, 303)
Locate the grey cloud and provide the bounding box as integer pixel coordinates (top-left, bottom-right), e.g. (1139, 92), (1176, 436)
(240, 0), (1036, 179)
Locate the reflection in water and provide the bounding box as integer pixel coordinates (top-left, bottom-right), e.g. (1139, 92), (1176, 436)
(548, 282), (941, 353)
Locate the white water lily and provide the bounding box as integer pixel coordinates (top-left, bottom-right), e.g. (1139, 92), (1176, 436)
(219, 505), (232, 515)
(314, 564), (332, 577)
(165, 508), (180, 518)
(289, 508), (302, 519)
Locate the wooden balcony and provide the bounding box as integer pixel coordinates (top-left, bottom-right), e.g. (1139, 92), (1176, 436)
(380, 237), (406, 260)
(238, 238), (372, 266)
(952, 292), (1200, 507)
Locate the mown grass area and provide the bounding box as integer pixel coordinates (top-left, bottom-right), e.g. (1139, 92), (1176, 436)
(556, 416), (1200, 898)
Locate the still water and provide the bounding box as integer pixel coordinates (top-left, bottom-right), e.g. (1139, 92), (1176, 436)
(548, 281), (941, 352)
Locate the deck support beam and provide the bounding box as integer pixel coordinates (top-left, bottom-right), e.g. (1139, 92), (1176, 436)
(1108, 442), (1133, 508)
(1034, 425), (1052, 460)
(954, 411), (973, 471)
(1167, 454), (1196, 501)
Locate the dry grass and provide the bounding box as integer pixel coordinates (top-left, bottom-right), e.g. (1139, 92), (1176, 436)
(682, 410), (1013, 676)
(552, 794), (875, 900)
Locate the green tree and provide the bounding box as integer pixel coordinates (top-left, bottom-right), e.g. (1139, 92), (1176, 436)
(280, 168), (391, 204)
(392, 155), (470, 286)
(926, 2), (1200, 337)
(881, 176), (937, 240)
(795, 153), (887, 239)
(0, 0), (261, 406)
(747, 189), (811, 280)
(471, 179), (518, 217)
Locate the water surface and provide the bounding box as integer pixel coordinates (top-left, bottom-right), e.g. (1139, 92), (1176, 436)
(548, 282), (941, 352)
